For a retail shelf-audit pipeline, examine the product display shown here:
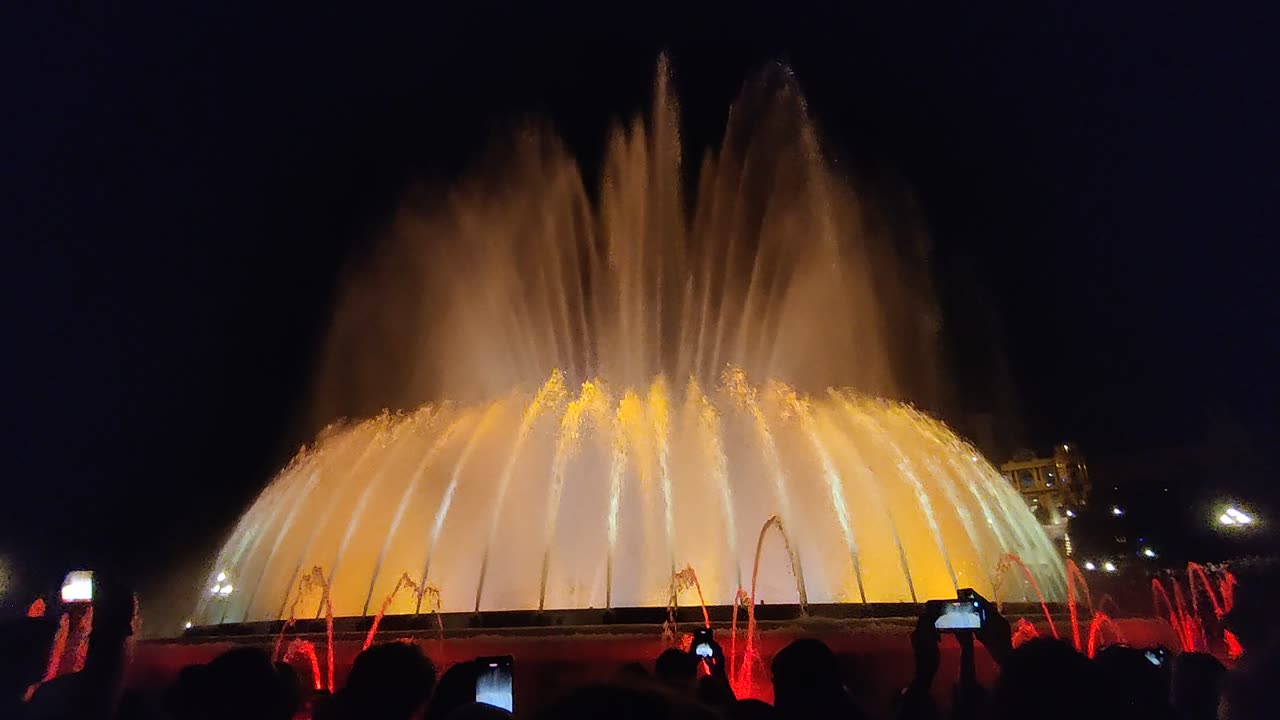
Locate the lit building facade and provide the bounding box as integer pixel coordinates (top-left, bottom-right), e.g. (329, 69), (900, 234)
(999, 444), (1090, 551)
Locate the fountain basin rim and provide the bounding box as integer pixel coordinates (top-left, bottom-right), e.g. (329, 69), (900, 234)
(176, 602), (1073, 641)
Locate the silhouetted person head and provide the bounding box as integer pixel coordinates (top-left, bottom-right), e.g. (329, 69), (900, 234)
(534, 681), (716, 720)
(425, 660), (479, 720)
(163, 663), (212, 720)
(655, 648), (698, 693)
(1169, 652), (1224, 720)
(274, 660), (302, 719)
(338, 641), (436, 720)
(993, 639), (1110, 720)
(770, 638), (863, 720)
(156, 647), (295, 720)
(1094, 645), (1169, 718)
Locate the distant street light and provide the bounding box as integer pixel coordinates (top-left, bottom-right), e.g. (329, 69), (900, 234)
(1103, 561), (1118, 573)
(1111, 506), (1125, 517)
(1083, 561), (1097, 571)
(1217, 505), (1255, 528)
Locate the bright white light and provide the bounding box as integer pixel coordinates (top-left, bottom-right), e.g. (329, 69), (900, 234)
(1142, 547), (1157, 558)
(1103, 561), (1117, 573)
(210, 584), (222, 595)
(971, 456), (979, 462)
(1218, 513), (1237, 526)
(1111, 506), (1124, 517)
(216, 572), (227, 583)
(1083, 561), (1097, 571)
(184, 621), (193, 630)
(1226, 507), (1254, 525)
(61, 571), (94, 603)
(218, 584), (233, 596)
(1065, 509), (1076, 518)
(1063, 444), (1069, 451)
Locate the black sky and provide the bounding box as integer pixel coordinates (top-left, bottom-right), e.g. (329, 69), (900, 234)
(3, 3), (1278, 601)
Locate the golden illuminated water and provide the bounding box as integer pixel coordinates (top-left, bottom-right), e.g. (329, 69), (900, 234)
(194, 59), (1064, 623)
(197, 369), (1064, 622)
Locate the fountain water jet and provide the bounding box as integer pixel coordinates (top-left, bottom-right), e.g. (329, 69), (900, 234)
(43, 613), (69, 683)
(1086, 612), (1124, 659)
(282, 639), (323, 691)
(274, 567), (335, 693)
(663, 566), (711, 643)
(995, 554), (1058, 639)
(194, 59), (1064, 625)
(365, 573), (443, 652)
(1065, 559), (1093, 652)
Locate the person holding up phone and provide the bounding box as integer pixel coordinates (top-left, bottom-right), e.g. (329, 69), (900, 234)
(27, 572), (137, 720)
(897, 589), (1011, 720)
(689, 627), (735, 710)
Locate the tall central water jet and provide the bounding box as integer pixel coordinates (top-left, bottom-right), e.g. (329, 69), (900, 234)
(195, 59), (1063, 624)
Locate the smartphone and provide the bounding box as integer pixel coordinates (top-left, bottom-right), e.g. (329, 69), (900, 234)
(475, 655), (514, 712)
(934, 599), (984, 631)
(692, 627), (715, 658)
(61, 570), (94, 603)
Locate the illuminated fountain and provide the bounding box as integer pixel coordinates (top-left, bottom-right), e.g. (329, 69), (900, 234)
(192, 59), (1065, 627)
(195, 372), (1063, 623)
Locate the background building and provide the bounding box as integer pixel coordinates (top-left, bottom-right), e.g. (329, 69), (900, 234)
(1000, 444), (1090, 551)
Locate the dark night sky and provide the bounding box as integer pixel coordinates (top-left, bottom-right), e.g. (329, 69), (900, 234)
(2, 3), (1278, 604)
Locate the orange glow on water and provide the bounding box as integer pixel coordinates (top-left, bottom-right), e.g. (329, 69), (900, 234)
(202, 371), (1063, 625)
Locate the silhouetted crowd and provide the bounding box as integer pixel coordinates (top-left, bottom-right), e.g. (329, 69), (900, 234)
(2, 567), (1276, 720)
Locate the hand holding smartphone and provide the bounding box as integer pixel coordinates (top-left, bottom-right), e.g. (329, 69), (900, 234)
(933, 588), (985, 632)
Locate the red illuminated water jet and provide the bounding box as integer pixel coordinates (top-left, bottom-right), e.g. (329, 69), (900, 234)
(283, 639), (324, 691)
(996, 554), (1058, 639)
(733, 516), (805, 698)
(666, 566), (711, 630)
(273, 566), (335, 692)
(1065, 559), (1093, 652)
(69, 606), (93, 673)
(364, 573), (443, 653)
(1187, 562), (1226, 620)
(1011, 617), (1040, 648)
(1086, 612), (1124, 659)
(43, 613), (69, 683)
